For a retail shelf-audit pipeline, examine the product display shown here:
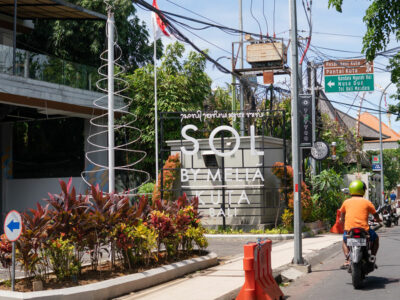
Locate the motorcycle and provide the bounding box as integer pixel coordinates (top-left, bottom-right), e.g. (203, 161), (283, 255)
(346, 227), (376, 289)
(382, 209), (392, 227)
(390, 211), (399, 226)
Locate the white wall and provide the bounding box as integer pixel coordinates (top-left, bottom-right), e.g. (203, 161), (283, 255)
(5, 177), (89, 215)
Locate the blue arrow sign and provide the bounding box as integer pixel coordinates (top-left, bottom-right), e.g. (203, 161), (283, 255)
(7, 220), (20, 232)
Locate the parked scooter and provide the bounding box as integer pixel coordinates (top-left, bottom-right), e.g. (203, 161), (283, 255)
(382, 208), (392, 227)
(377, 203), (392, 227)
(390, 211), (399, 226)
(346, 227), (377, 289)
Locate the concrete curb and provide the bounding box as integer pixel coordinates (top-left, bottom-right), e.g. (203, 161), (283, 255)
(205, 231), (314, 240)
(0, 252), (218, 300)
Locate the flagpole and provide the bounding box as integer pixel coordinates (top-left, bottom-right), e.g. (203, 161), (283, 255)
(154, 29), (159, 183)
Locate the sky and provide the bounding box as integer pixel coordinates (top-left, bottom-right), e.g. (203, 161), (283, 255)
(134, 0), (399, 132)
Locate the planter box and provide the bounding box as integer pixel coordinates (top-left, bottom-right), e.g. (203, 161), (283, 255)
(0, 252), (218, 300)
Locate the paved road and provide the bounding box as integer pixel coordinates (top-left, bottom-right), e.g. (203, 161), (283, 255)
(282, 225), (400, 299)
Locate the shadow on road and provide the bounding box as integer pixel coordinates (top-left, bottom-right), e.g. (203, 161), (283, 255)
(361, 276), (400, 290)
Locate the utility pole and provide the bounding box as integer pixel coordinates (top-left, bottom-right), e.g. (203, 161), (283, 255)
(289, 0), (303, 265)
(311, 62), (316, 175)
(239, 0), (245, 136)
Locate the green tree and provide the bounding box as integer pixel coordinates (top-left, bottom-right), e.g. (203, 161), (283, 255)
(311, 169), (345, 225)
(367, 149), (400, 192)
(122, 42), (214, 177)
(328, 0), (400, 113)
(18, 0), (158, 71)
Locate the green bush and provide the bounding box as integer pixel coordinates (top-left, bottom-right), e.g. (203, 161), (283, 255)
(138, 182), (155, 196)
(13, 179), (207, 284)
(311, 169), (345, 225)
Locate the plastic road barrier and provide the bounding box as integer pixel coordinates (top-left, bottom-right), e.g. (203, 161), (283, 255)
(236, 239), (284, 300)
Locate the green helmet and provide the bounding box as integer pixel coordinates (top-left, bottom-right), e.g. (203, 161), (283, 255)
(349, 180), (366, 196)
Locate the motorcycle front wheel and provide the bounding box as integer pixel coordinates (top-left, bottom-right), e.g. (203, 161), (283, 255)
(352, 262), (364, 289)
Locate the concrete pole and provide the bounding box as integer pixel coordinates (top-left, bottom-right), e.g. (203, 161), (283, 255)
(289, 0), (303, 265)
(107, 12), (115, 194)
(311, 62), (316, 175)
(239, 0), (245, 136)
(379, 82), (392, 206)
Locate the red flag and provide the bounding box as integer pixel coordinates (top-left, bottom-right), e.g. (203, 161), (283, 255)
(152, 0), (170, 40)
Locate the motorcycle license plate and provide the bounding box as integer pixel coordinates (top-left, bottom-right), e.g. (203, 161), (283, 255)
(347, 238), (366, 246)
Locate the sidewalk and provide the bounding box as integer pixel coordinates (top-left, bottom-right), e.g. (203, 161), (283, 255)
(117, 233), (342, 300)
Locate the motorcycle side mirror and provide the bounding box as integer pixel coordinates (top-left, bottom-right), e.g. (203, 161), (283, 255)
(341, 188), (350, 195)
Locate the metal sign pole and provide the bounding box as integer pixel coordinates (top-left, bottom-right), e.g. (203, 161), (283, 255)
(11, 241), (15, 291)
(107, 11), (115, 194)
(379, 82), (391, 206)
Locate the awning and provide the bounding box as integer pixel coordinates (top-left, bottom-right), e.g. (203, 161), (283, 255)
(0, 0), (106, 20)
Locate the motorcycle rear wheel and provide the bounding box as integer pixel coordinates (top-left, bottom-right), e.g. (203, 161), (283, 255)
(352, 262), (364, 289)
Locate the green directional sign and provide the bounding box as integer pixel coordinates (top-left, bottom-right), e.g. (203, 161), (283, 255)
(325, 74), (374, 93)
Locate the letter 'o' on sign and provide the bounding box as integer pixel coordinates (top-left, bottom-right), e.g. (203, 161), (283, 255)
(209, 126), (240, 157)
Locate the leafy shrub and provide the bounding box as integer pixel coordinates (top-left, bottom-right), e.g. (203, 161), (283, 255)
(45, 235), (80, 281)
(311, 169), (345, 225)
(14, 178), (206, 284)
(272, 162), (313, 224)
(281, 209), (294, 231)
(153, 153), (181, 202)
(138, 182), (155, 195)
(0, 234), (12, 279)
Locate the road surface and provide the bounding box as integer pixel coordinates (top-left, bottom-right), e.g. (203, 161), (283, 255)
(282, 225), (400, 299)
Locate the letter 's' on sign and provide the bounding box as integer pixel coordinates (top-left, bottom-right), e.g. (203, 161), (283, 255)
(180, 125), (199, 155)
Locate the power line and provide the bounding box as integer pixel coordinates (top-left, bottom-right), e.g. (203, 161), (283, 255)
(250, 0), (262, 37)
(262, 0), (269, 36)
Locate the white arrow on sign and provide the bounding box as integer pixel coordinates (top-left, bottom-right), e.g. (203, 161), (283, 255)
(327, 81), (335, 88)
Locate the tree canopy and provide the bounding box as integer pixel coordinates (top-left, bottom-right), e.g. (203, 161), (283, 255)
(328, 0), (400, 113)
(18, 0), (158, 70)
(122, 42), (218, 177)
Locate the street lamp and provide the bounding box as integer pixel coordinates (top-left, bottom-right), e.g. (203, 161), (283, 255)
(379, 82), (392, 206)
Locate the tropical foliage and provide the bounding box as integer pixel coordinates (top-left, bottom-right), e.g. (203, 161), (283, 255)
(122, 42), (213, 176)
(367, 148), (400, 192)
(18, 0), (156, 71)
(310, 169), (345, 225)
(3, 175), (207, 284)
(272, 162), (313, 229)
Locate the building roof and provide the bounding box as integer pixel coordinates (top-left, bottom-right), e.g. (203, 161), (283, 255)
(337, 110), (390, 140)
(0, 0), (106, 20)
(359, 112), (400, 143)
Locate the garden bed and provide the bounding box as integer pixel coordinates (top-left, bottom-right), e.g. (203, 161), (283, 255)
(0, 251), (217, 300)
(0, 250), (206, 292)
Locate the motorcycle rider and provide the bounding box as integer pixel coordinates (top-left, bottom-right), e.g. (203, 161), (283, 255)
(339, 180), (382, 269)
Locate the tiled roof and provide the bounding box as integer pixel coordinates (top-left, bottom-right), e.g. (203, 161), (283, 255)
(360, 112), (400, 143)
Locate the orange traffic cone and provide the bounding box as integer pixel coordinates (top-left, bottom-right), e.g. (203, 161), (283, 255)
(330, 209), (344, 234)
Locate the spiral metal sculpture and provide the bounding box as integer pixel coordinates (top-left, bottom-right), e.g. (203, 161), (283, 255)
(81, 3), (150, 194)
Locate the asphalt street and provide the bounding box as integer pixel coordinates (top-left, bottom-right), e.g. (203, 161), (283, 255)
(282, 225), (400, 300)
